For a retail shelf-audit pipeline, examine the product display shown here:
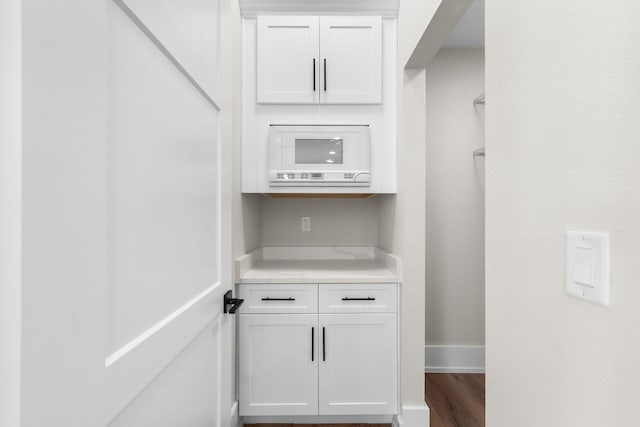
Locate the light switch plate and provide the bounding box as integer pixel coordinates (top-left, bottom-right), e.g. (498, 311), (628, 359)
(565, 231), (610, 306)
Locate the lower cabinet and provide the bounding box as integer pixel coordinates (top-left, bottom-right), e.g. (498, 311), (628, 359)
(238, 283), (398, 417)
(318, 313), (397, 415)
(238, 314), (318, 416)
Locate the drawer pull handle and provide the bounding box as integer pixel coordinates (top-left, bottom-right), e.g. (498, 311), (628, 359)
(261, 297), (296, 301)
(341, 297), (375, 301)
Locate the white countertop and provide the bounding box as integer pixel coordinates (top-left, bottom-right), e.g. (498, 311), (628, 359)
(235, 246), (401, 284)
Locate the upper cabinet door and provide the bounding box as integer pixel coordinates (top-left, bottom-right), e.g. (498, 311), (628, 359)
(319, 16), (382, 104)
(257, 16), (319, 104)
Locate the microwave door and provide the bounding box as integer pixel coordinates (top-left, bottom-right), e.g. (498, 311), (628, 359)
(295, 138), (343, 167)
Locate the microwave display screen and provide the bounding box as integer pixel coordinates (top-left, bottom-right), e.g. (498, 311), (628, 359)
(295, 138), (344, 165)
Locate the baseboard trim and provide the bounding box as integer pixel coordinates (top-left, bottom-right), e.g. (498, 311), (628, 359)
(425, 345), (485, 373)
(393, 403), (430, 427)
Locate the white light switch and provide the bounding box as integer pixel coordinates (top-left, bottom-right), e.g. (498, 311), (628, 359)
(572, 247), (594, 287)
(565, 231), (610, 306)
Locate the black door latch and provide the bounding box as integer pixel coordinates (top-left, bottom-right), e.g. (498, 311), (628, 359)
(223, 290), (244, 314)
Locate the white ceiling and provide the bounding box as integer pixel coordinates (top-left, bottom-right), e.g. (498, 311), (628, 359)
(442, 0), (484, 48)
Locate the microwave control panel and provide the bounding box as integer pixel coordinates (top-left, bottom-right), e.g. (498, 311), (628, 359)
(268, 170), (370, 186)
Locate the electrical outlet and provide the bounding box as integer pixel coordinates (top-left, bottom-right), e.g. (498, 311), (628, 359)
(301, 217), (311, 232)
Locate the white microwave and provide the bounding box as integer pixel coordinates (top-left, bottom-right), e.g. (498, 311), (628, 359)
(267, 124), (371, 187)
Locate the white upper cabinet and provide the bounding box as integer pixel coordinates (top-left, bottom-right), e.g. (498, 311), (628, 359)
(242, 14), (397, 194)
(257, 16), (319, 104)
(257, 16), (382, 105)
(319, 16), (382, 104)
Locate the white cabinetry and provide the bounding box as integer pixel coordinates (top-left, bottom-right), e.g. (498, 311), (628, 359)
(242, 15), (397, 194)
(238, 314), (318, 416)
(319, 313), (397, 415)
(238, 283), (398, 417)
(257, 16), (382, 104)
(320, 17), (382, 104)
(238, 283), (318, 416)
(257, 17), (319, 104)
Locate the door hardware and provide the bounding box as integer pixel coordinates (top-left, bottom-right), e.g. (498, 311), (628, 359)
(223, 290), (244, 314)
(322, 327), (326, 361)
(323, 58), (327, 91)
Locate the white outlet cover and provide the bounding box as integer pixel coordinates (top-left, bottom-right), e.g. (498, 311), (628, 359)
(565, 231), (610, 307)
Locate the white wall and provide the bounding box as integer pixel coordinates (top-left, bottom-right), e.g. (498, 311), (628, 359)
(234, 196), (262, 256)
(377, 66), (428, 414)
(0, 0), (21, 425)
(373, 0), (441, 419)
(260, 198), (379, 247)
(486, 1), (640, 425)
(377, 195), (399, 252)
(397, 0), (441, 67)
(425, 48), (485, 346)
(231, 0), (261, 408)
(397, 69), (428, 409)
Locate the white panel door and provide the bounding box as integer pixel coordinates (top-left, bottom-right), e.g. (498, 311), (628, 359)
(17, 1), (231, 425)
(257, 16), (319, 104)
(318, 313), (397, 415)
(319, 16), (382, 104)
(105, 0), (233, 425)
(239, 314), (318, 416)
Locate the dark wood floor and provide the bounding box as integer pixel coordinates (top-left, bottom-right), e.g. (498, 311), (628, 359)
(425, 373), (485, 427)
(244, 373), (485, 427)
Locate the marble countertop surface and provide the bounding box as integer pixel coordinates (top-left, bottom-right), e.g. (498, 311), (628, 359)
(235, 246), (401, 284)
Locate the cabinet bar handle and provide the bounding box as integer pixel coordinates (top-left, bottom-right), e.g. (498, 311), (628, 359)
(322, 327), (326, 361)
(311, 327), (315, 361)
(313, 58), (316, 91)
(341, 297), (376, 301)
(261, 297), (295, 301)
(323, 58), (327, 91)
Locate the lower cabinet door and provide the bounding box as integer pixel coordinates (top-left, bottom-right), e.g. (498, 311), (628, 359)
(318, 313), (398, 415)
(239, 314), (318, 416)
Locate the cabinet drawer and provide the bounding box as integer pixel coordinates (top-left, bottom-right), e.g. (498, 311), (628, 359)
(238, 284), (318, 314)
(319, 283), (396, 313)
